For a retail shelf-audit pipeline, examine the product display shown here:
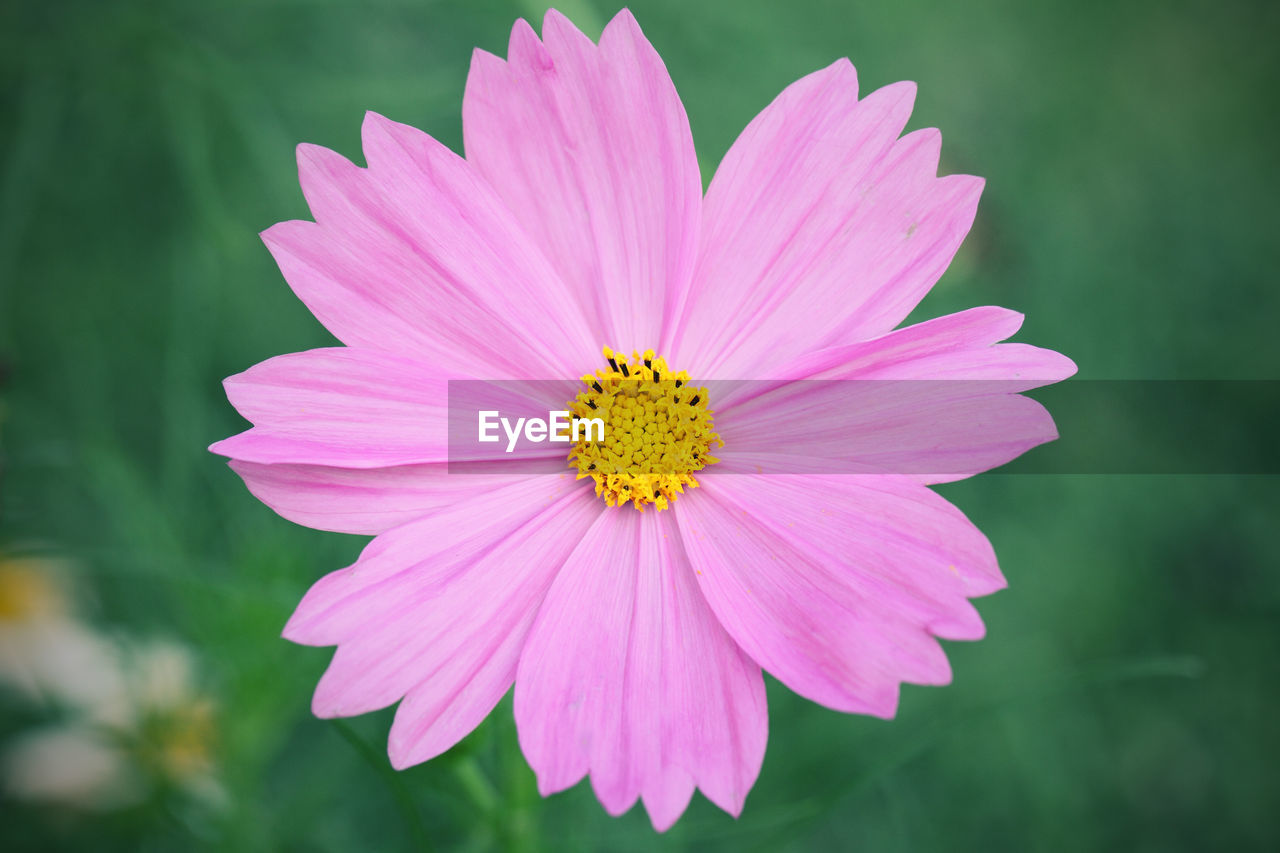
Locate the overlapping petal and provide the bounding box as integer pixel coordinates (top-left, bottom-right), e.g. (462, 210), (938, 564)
(283, 476), (601, 765)
(711, 307), (1076, 482)
(678, 475), (1001, 717)
(752, 306), (1073, 386)
(716, 391), (1058, 483)
(263, 112), (597, 378)
(668, 60), (983, 379)
(226, 462), (530, 535)
(516, 509), (766, 830)
(463, 9), (702, 349)
(209, 347), (565, 468)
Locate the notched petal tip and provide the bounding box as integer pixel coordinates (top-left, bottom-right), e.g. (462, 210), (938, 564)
(930, 609), (988, 643)
(207, 437), (234, 457)
(280, 569), (354, 648)
(207, 429), (260, 461)
(979, 569), (1010, 596)
(467, 46), (506, 77)
(868, 78), (918, 115)
(296, 141), (352, 173)
(1052, 351), (1080, 379)
(642, 775), (698, 832)
(532, 765), (587, 799)
(258, 218), (306, 247)
(610, 6), (640, 26)
(386, 735), (425, 772)
(508, 16), (551, 68)
(541, 6), (596, 46)
(828, 55), (858, 82)
(293, 140), (316, 165)
(960, 173), (987, 196)
(294, 143), (367, 220)
(359, 110), (403, 152)
(866, 684), (902, 720)
(359, 109), (429, 150)
(281, 608), (326, 647)
(360, 109), (389, 131)
(463, 49), (510, 123)
(310, 647), (402, 719)
(590, 776), (641, 819)
(310, 688), (344, 719)
(599, 7), (646, 46)
(921, 644), (955, 687)
(534, 774), (557, 798)
(386, 709), (445, 770)
(788, 56), (859, 105)
(904, 126), (943, 173)
(1043, 418), (1061, 445)
(976, 305), (1026, 340)
(359, 110), (410, 168)
(936, 173), (986, 211)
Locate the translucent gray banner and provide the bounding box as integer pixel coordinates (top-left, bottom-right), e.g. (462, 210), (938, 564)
(446, 380), (1279, 475)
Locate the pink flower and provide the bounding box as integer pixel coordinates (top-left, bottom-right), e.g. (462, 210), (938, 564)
(210, 8), (1075, 831)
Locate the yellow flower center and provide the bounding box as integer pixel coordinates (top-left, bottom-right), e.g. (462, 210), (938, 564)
(567, 347), (721, 512)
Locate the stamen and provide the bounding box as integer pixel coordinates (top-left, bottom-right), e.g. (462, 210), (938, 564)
(566, 346), (722, 512)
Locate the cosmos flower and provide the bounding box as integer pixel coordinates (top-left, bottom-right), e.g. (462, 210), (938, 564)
(210, 8), (1075, 830)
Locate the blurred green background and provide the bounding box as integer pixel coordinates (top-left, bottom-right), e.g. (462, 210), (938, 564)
(2, 0), (1277, 849)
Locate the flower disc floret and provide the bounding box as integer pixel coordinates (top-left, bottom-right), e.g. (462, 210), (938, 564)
(567, 347), (721, 511)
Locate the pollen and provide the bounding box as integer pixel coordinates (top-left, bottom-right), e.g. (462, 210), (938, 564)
(567, 346), (722, 512)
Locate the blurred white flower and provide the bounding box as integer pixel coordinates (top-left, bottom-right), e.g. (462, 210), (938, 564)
(0, 554), (131, 726)
(131, 638), (197, 714)
(3, 727), (144, 810)
(1, 553), (224, 811)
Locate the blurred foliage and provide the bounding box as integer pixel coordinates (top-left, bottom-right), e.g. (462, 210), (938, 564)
(1, 0), (1278, 849)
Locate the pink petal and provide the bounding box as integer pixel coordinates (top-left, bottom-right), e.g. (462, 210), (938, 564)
(796, 307), (1077, 384)
(713, 306), (1045, 410)
(677, 475), (1001, 717)
(757, 306), (1024, 381)
(713, 307), (1076, 482)
(225, 461), (531, 535)
(463, 9), (701, 348)
(262, 113), (597, 378)
(717, 390), (1058, 482)
(668, 59), (983, 378)
(283, 475), (601, 766)
(516, 509), (766, 831)
(721, 389), (1059, 481)
(208, 347), (563, 468)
